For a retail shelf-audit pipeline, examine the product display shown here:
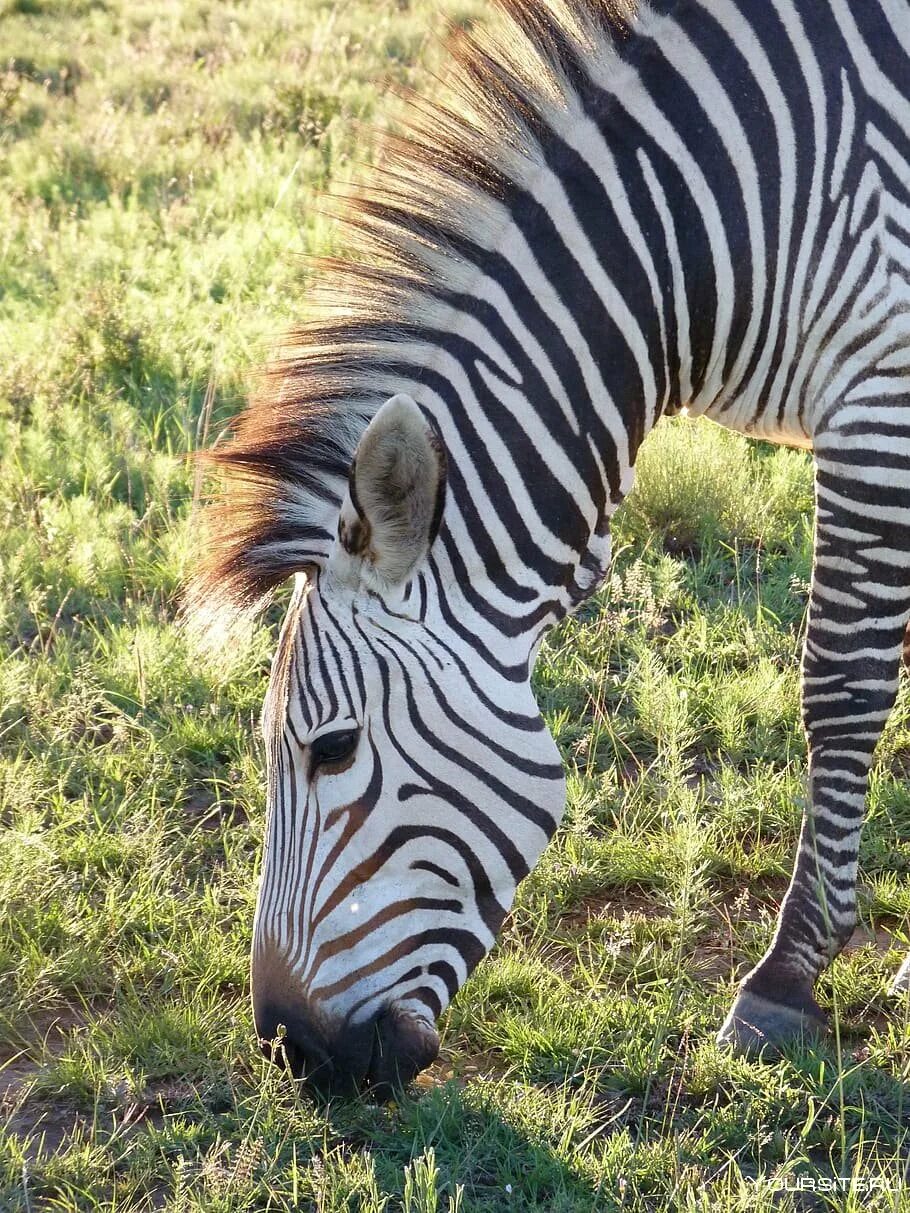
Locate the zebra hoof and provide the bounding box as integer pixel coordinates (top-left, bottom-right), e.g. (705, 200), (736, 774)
(716, 991), (827, 1057)
(889, 955), (910, 995)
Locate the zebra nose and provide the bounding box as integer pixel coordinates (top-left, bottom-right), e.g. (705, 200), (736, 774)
(251, 943), (438, 1098)
(257, 1011), (330, 1086)
(254, 999), (375, 1096)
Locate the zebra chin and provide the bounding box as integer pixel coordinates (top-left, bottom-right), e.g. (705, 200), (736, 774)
(252, 949), (440, 1099)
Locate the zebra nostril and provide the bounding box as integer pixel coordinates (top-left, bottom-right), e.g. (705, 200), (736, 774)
(252, 959), (436, 1099)
(256, 1000), (382, 1097)
(256, 1005), (336, 1089)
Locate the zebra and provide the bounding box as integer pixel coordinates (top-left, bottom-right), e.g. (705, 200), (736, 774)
(187, 0), (910, 1095)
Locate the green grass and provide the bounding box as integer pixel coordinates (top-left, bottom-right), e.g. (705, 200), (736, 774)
(2, 2), (910, 1210)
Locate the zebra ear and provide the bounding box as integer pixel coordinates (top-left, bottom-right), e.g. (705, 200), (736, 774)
(334, 394), (447, 586)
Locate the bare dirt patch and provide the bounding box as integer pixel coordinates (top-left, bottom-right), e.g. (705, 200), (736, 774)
(413, 1045), (513, 1093)
(687, 881), (789, 982)
(0, 1002), (105, 1158)
(0, 1057), (41, 1105)
(0, 1048), (89, 1165)
(6, 1103), (95, 1165)
(558, 889), (671, 933)
(182, 787), (248, 831)
(3, 1065), (203, 1166)
(843, 923), (900, 956)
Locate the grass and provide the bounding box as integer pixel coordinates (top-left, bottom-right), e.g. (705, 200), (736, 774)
(1, 1), (909, 1209)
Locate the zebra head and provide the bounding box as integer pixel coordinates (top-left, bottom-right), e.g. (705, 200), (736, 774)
(252, 395), (567, 1096)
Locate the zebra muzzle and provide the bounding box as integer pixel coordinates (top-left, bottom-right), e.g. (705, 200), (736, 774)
(255, 993), (439, 1099)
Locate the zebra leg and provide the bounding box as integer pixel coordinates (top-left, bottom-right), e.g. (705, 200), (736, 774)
(892, 619), (910, 993)
(718, 426), (910, 1054)
(892, 955), (910, 994)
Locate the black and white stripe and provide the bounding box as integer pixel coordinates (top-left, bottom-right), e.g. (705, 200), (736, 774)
(192, 0), (910, 1083)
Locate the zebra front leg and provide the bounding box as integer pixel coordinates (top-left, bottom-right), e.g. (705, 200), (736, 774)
(892, 956), (910, 993)
(719, 427), (910, 1054)
(892, 620), (910, 995)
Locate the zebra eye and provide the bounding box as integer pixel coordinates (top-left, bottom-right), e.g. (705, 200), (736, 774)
(309, 728), (359, 772)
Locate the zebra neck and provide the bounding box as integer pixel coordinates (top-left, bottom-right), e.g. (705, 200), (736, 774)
(384, 287), (661, 672)
(391, 156), (689, 653)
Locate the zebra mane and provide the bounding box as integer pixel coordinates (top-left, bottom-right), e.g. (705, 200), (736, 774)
(185, 0), (641, 640)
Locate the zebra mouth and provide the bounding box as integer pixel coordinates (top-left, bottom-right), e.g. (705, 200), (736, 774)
(364, 1003), (440, 1098)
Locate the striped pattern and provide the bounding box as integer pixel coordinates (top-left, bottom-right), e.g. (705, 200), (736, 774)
(188, 0), (910, 1071)
(254, 569), (565, 1037)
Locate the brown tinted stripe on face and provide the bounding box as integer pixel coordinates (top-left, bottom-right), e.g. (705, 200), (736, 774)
(343, 966), (431, 1024)
(311, 898), (463, 973)
(321, 731), (382, 836)
(311, 840), (434, 934)
(322, 793), (372, 837)
(310, 817), (423, 942)
(309, 855), (384, 936)
(394, 824), (507, 937)
(313, 928), (486, 1003)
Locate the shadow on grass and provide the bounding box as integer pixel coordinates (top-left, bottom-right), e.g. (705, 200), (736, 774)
(4, 1000), (910, 1210)
(1, 1062), (606, 1211)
